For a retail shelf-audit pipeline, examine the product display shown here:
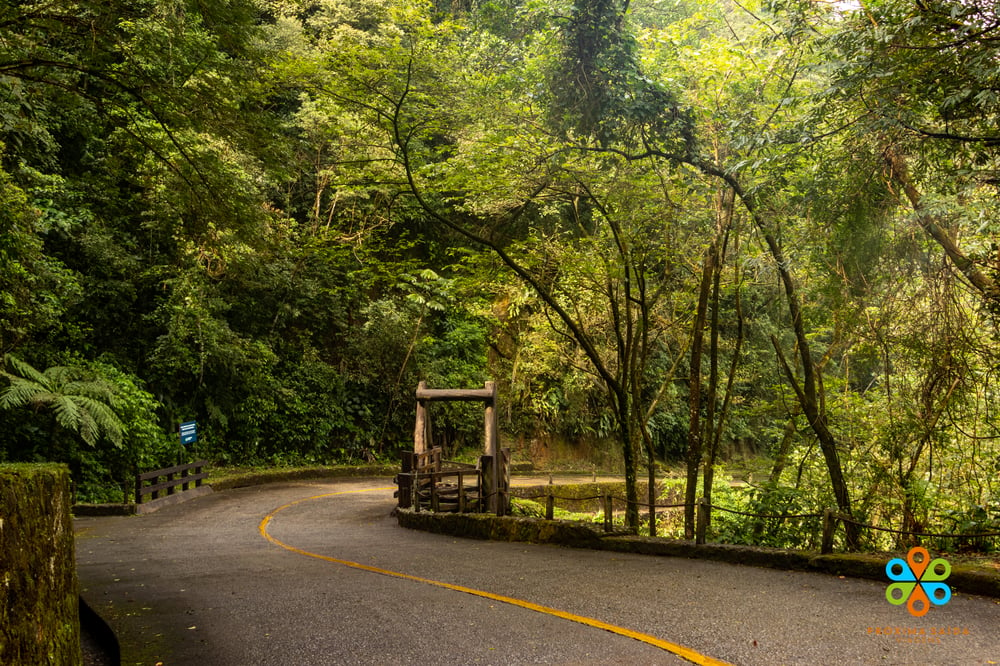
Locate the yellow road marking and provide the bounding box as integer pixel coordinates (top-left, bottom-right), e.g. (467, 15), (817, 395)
(259, 487), (731, 666)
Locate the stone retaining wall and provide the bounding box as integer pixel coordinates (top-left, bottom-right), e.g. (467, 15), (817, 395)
(0, 464), (81, 665)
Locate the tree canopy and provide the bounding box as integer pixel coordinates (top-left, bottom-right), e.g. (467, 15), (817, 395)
(1, 0), (997, 547)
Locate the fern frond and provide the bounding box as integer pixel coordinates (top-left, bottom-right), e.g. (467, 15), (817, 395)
(74, 396), (124, 447)
(44, 366), (75, 388)
(64, 379), (117, 402)
(0, 378), (41, 409)
(1, 356), (125, 449)
(77, 407), (99, 448)
(52, 395), (83, 432)
(3, 354), (51, 388)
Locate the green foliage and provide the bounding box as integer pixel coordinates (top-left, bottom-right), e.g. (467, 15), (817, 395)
(0, 355), (177, 502)
(647, 408), (688, 460)
(548, 0), (691, 147)
(939, 500), (1000, 553)
(0, 0), (997, 548)
(509, 496), (603, 522)
(0, 355), (124, 450)
(0, 158), (81, 353)
(711, 480), (825, 550)
(77, 360), (177, 502)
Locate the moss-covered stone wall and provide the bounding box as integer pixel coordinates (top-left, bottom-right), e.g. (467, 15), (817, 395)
(0, 464), (81, 665)
(396, 507), (607, 546)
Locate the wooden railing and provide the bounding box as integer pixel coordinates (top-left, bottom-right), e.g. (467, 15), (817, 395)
(135, 460), (209, 506)
(395, 447), (482, 513)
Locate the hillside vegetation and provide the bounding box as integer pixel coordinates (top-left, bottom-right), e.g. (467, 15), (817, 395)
(1, 0), (998, 548)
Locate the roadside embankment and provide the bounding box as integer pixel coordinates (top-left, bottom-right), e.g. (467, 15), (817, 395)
(395, 508), (1000, 600)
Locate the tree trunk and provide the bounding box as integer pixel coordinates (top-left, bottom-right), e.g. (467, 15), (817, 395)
(684, 246), (714, 539)
(637, 151), (860, 547)
(771, 334), (859, 548)
(640, 410), (659, 536)
(702, 236), (725, 528)
(768, 417), (798, 484)
(618, 395), (640, 530)
(886, 151), (1000, 304)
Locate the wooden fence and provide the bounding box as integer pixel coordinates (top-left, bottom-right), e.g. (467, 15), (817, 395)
(395, 446), (510, 515)
(135, 460), (209, 506)
(395, 447), (482, 513)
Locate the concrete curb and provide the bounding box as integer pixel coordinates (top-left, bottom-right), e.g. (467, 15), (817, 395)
(74, 466), (400, 516)
(73, 485), (216, 516)
(73, 503), (135, 516)
(395, 509), (1000, 600)
(135, 485), (214, 514)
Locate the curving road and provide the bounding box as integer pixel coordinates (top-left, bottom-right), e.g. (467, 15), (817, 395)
(75, 478), (1000, 665)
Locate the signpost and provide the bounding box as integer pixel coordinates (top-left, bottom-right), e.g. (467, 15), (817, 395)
(180, 421), (197, 446)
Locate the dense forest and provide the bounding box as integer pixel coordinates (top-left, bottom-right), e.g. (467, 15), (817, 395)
(1, 0), (998, 547)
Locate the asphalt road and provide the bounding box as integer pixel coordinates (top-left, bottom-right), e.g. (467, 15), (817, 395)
(74, 478), (1000, 665)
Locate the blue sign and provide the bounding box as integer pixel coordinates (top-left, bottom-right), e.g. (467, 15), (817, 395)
(180, 421), (197, 445)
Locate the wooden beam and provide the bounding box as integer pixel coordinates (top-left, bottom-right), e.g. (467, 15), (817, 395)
(414, 381), (428, 453)
(416, 386), (496, 403)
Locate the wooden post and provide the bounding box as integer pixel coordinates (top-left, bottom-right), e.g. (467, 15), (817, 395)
(480, 454), (493, 514)
(458, 472), (466, 513)
(498, 447), (510, 517)
(650, 502), (657, 538)
(398, 452), (413, 509)
(475, 465), (486, 513)
(414, 381), (428, 454)
(603, 494), (613, 532)
(484, 381), (499, 515)
(822, 508), (837, 554)
(696, 497), (709, 544)
(546, 493), (554, 520)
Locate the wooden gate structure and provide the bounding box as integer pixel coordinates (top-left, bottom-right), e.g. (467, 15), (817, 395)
(395, 381), (510, 515)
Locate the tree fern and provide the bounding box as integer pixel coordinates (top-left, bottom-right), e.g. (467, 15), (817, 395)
(1, 355), (125, 448)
